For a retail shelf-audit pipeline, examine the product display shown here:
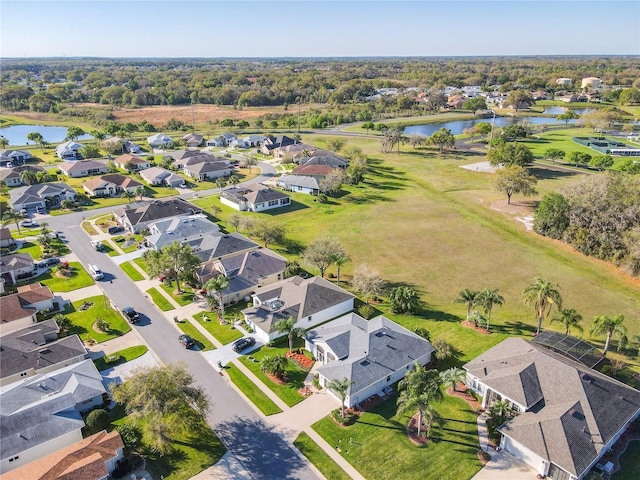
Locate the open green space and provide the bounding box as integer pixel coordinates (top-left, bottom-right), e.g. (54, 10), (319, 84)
(93, 345), (148, 372)
(313, 391), (482, 480)
(65, 295), (131, 343)
(177, 320), (215, 351)
(120, 261), (145, 281)
(193, 311), (244, 345)
(145, 287), (175, 311)
(133, 256), (150, 274)
(225, 364), (283, 416)
(34, 261), (94, 292)
(293, 432), (352, 480)
(160, 282), (196, 306)
(6, 227), (42, 239)
(614, 440), (640, 480)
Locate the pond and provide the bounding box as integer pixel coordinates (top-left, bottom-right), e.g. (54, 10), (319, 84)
(542, 106), (592, 115)
(403, 115), (569, 137)
(0, 124), (93, 146)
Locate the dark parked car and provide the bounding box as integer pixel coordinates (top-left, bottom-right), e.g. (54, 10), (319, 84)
(108, 225), (124, 235)
(179, 334), (195, 349)
(122, 307), (140, 323)
(44, 258), (60, 267)
(232, 336), (256, 353)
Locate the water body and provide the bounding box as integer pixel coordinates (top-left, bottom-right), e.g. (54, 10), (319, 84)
(0, 124), (93, 146)
(542, 106), (591, 115)
(403, 116), (569, 137)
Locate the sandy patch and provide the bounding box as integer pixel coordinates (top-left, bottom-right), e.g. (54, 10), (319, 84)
(460, 161), (497, 173)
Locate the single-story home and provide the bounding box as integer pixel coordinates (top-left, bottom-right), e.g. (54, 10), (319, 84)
(0, 283), (55, 335)
(55, 141), (83, 160)
(205, 133), (237, 148)
(260, 135), (296, 155)
(0, 253), (34, 285)
(464, 337), (640, 480)
(306, 313), (434, 407)
(291, 164), (335, 180)
(0, 360), (106, 474)
(0, 165), (47, 188)
(0, 319), (86, 386)
(272, 142), (317, 159)
(147, 133), (173, 148)
(100, 173), (143, 193)
(184, 160), (231, 181)
(220, 184), (291, 212)
(139, 166), (184, 187)
(146, 215), (220, 251)
(277, 174), (320, 195)
(244, 135), (268, 147)
(190, 232), (260, 267)
(113, 154), (151, 171)
(119, 197), (201, 233)
(0, 227), (14, 248)
(229, 138), (249, 149)
(59, 159), (109, 178)
(298, 155), (348, 169)
(0, 149), (33, 166)
(182, 133), (204, 148)
(205, 137), (225, 148)
(8, 183), (76, 212)
(83, 174), (143, 197)
(242, 275), (355, 343)
(220, 133), (237, 145)
(167, 150), (217, 169)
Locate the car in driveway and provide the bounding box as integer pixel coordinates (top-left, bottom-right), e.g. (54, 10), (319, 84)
(232, 336), (256, 353)
(107, 225), (124, 235)
(122, 307), (140, 323)
(44, 258), (60, 267)
(179, 334), (195, 349)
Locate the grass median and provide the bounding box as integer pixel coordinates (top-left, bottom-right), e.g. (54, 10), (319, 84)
(177, 320), (215, 351)
(225, 364), (282, 416)
(293, 432), (351, 480)
(145, 287), (175, 311)
(120, 261), (145, 281)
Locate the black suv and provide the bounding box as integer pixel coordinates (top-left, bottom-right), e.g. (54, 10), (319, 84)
(232, 336), (256, 353)
(108, 225), (124, 235)
(122, 307), (140, 323)
(179, 334), (195, 349)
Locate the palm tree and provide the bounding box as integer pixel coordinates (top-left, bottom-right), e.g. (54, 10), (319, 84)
(590, 315), (628, 355)
(121, 191), (135, 204)
(205, 275), (230, 323)
(331, 251), (350, 285)
(439, 367), (466, 393)
(53, 313), (71, 336)
(476, 288), (504, 331)
(2, 209), (26, 234)
(20, 170), (38, 185)
(522, 277), (563, 335)
(326, 377), (355, 419)
(261, 354), (288, 380)
(90, 130), (106, 145)
(215, 177), (227, 190)
(489, 399), (512, 420)
(228, 174), (240, 188)
(551, 308), (584, 336)
(0, 136), (8, 149)
(397, 363), (443, 437)
(272, 317), (304, 354)
(453, 288), (480, 322)
(468, 310), (486, 328)
(135, 186), (145, 202)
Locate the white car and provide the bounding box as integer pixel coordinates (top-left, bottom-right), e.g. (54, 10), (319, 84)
(20, 219), (33, 227)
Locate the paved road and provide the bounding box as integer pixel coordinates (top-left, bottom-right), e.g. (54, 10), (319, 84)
(40, 161), (319, 480)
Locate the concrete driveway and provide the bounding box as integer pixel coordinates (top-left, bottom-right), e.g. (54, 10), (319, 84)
(202, 337), (264, 370)
(471, 450), (538, 480)
(100, 351), (160, 389)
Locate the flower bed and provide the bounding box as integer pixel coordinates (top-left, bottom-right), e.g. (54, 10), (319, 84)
(445, 384), (483, 413)
(286, 350), (314, 369)
(461, 320), (491, 335)
(407, 413), (429, 446)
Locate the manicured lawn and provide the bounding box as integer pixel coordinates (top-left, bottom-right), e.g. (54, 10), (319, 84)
(160, 282), (196, 306)
(8, 227), (42, 239)
(93, 345), (148, 372)
(615, 440), (640, 480)
(102, 241), (120, 257)
(312, 391), (482, 480)
(133, 256), (150, 274)
(145, 287), (175, 311)
(94, 213), (119, 233)
(177, 320), (215, 351)
(112, 233), (145, 253)
(81, 221), (99, 236)
(35, 261), (94, 292)
(238, 337), (310, 407)
(293, 432), (351, 480)
(225, 364), (282, 416)
(65, 295), (131, 343)
(120, 261), (145, 281)
(16, 241), (41, 259)
(193, 311), (243, 345)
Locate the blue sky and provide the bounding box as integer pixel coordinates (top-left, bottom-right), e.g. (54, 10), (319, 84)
(1, 1), (638, 57)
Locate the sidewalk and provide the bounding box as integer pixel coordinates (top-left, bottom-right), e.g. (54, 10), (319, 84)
(56, 283), (104, 303)
(302, 427), (367, 480)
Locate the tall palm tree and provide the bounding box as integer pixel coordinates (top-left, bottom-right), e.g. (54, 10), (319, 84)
(2, 209), (26, 234)
(453, 288), (480, 322)
(590, 315), (627, 355)
(476, 288), (504, 331)
(90, 130), (106, 145)
(20, 170), (38, 185)
(121, 191), (135, 204)
(397, 363), (443, 437)
(331, 251), (350, 285)
(439, 367), (466, 393)
(551, 308), (583, 336)
(135, 186), (145, 202)
(53, 313), (71, 336)
(205, 275), (230, 323)
(261, 354), (288, 380)
(228, 174), (240, 188)
(327, 377), (355, 419)
(272, 317), (304, 354)
(522, 277), (563, 335)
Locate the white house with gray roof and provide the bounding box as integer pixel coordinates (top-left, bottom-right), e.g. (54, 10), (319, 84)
(277, 174), (320, 195)
(55, 141), (83, 160)
(146, 215), (220, 251)
(221, 184), (291, 212)
(242, 275), (355, 343)
(464, 337), (640, 480)
(8, 183), (76, 212)
(306, 313), (434, 408)
(0, 150), (32, 167)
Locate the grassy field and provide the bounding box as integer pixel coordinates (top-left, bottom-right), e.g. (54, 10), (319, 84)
(65, 295), (131, 343)
(177, 320), (215, 351)
(293, 432), (352, 480)
(225, 363), (283, 416)
(120, 261), (145, 281)
(614, 440), (640, 480)
(160, 282), (196, 306)
(146, 287), (175, 311)
(313, 391), (482, 480)
(35, 261), (94, 292)
(93, 345), (148, 372)
(193, 311), (244, 345)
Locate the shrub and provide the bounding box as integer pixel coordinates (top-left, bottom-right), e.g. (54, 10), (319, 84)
(330, 408), (357, 426)
(412, 326), (431, 341)
(317, 193), (328, 203)
(116, 423), (142, 450)
(85, 408), (110, 435)
(358, 304), (375, 319)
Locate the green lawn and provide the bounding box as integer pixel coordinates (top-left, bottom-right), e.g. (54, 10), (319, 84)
(293, 432), (351, 480)
(93, 345), (148, 372)
(81, 221), (99, 236)
(238, 337), (310, 407)
(160, 282), (196, 306)
(102, 241), (120, 257)
(120, 261), (145, 281)
(145, 287), (175, 311)
(177, 320), (215, 351)
(312, 391), (482, 480)
(16, 241), (41, 259)
(614, 440), (640, 480)
(112, 233), (145, 253)
(35, 261), (94, 292)
(225, 364), (283, 415)
(133, 256), (150, 274)
(193, 311), (243, 345)
(65, 295), (131, 343)
(7, 227), (42, 239)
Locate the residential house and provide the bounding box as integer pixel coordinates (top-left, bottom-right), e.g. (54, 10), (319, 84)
(0, 283), (55, 335)
(82, 178), (118, 197)
(464, 336), (640, 480)
(113, 154), (151, 171)
(272, 142), (317, 159)
(0, 165), (47, 187)
(59, 159), (109, 178)
(260, 135), (296, 155)
(242, 275), (355, 343)
(532, 91), (551, 101)
(1, 430), (124, 480)
(220, 184), (291, 212)
(0, 150), (33, 166)
(244, 135), (268, 147)
(0, 319), (86, 386)
(220, 133), (237, 145)
(84, 173), (143, 197)
(139, 166), (184, 188)
(182, 133), (204, 148)
(9, 183), (76, 212)
(119, 197), (201, 233)
(147, 133), (173, 148)
(277, 175), (320, 195)
(447, 94), (466, 109)
(298, 155), (348, 169)
(0, 227), (14, 248)
(306, 313), (434, 407)
(0, 360), (106, 474)
(55, 141), (83, 160)
(192, 233), (260, 273)
(291, 164), (335, 180)
(167, 150), (216, 169)
(184, 160), (231, 181)
(206, 137), (225, 148)
(0, 253), (35, 285)
(557, 94), (588, 103)
(102, 136), (125, 155)
(146, 215), (220, 251)
(229, 138), (250, 149)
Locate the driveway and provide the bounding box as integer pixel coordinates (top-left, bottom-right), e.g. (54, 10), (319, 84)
(100, 351), (160, 389)
(202, 338), (264, 370)
(470, 450), (538, 480)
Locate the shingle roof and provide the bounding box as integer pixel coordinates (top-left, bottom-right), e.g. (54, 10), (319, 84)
(9, 183), (76, 206)
(0, 252), (34, 273)
(147, 216), (220, 250)
(114, 153), (148, 166)
(121, 197), (200, 226)
(100, 174), (142, 189)
(298, 155), (348, 168)
(291, 165), (335, 176)
(188, 232), (259, 263)
(278, 175), (320, 190)
(82, 177), (113, 192)
(59, 159), (107, 174)
(223, 184), (290, 206)
(0, 227), (13, 241)
(213, 249), (287, 295)
(186, 160), (230, 174)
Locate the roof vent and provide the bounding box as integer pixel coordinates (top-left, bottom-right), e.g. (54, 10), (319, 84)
(360, 360), (370, 366)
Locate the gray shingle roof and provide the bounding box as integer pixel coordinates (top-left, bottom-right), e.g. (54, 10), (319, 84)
(186, 161), (230, 174)
(214, 249), (286, 296)
(9, 183), (76, 206)
(147, 216), (220, 250)
(0, 253), (34, 272)
(277, 175), (320, 190)
(121, 197), (200, 226)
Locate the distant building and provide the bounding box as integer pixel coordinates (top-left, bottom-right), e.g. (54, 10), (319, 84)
(581, 77), (601, 89)
(556, 77), (573, 86)
(220, 184), (291, 212)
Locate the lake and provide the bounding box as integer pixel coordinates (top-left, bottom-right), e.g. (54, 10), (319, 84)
(542, 106), (591, 115)
(0, 124), (93, 146)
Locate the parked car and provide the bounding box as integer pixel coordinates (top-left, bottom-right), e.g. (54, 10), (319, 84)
(44, 258), (60, 267)
(179, 334), (195, 349)
(107, 225), (124, 235)
(122, 307), (140, 323)
(90, 240), (104, 251)
(20, 219), (34, 227)
(232, 336), (256, 353)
